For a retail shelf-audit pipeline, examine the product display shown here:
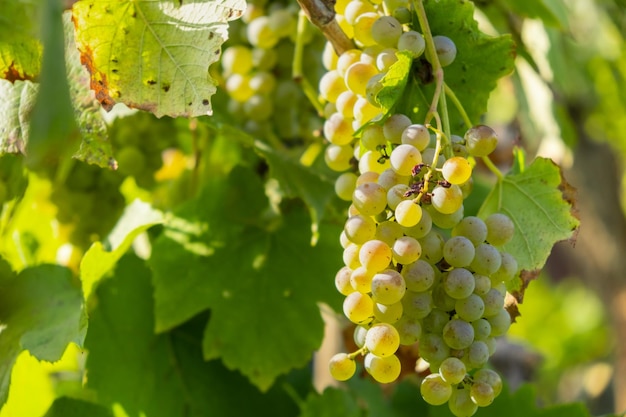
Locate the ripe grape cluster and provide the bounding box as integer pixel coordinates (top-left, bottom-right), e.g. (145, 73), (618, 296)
(320, 1), (517, 415)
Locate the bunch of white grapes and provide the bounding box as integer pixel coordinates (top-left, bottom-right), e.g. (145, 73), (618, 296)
(319, 2), (517, 416)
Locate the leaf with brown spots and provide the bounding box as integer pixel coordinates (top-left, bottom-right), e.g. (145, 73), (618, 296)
(71, 0), (245, 118)
(0, 0), (42, 83)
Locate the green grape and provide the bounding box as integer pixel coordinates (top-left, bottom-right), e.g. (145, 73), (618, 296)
(423, 308), (450, 333)
(365, 323), (401, 356)
(374, 301), (403, 323)
(359, 239), (393, 272)
(360, 124), (387, 150)
(335, 90), (358, 118)
(354, 325), (369, 347)
(319, 70), (347, 103)
(397, 30), (425, 57)
(469, 243), (502, 275)
(343, 0), (377, 25)
(484, 336), (497, 355)
(395, 200), (423, 227)
(427, 204), (464, 229)
(387, 184), (410, 210)
(247, 16), (279, 49)
(490, 251), (518, 282)
(402, 259), (435, 292)
(252, 47), (277, 71)
(344, 214), (377, 244)
(442, 156), (472, 185)
(455, 294), (485, 322)
(345, 61), (378, 96)
(419, 333), (450, 364)
(464, 125), (498, 157)
(268, 8), (296, 38)
(337, 49), (362, 77)
(466, 340), (490, 369)
(470, 381), (495, 407)
(472, 318), (492, 340)
(343, 243), (362, 269)
(225, 73), (254, 102)
(221, 45), (253, 76)
(376, 48), (398, 71)
(487, 308), (511, 336)
(449, 387), (478, 417)
(472, 274), (491, 296)
(343, 291), (374, 324)
(335, 266), (355, 296)
(322, 41), (338, 70)
(432, 283), (457, 311)
(443, 318), (474, 350)
(402, 290), (433, 319)
(365, 72), (385, 106)
(371, 269), (406, 305)
(473, 369), (502, 396)
(364, 353), (401, 383)
(389, 144), (422, 176)
(420, 374), (452, 405)
(392, 236), (422, 264)
(418, 230), (444, 264)
(324, 112), (355, 146)
(440, 357), (467, 384)
(354, 96), (382, 125)
(481, 288), (505, 317)
(395, 316), (422, 344)
(422, 147), (445, 168)
(371, 15), (403, 47)
(452, 216), (487, 246)
(353, 13), (378, 47)
(374, 220), (404, 246)
(361, 45), (385, 65)
(432, 35), (457, 67)
(358, 149), (390, 174)
(443, 236), (475, 268)
(243, 94), (273, 121)
(325, 143), (353, 172)
(378, 168), (410, 190)
(431, 184), (463, 214)
(353, 182), (387, 216)
(484, 213), (515, 246)
(383, 114), (413, 144)
(403, 208), (432, 239)
(329, 353), (357, 381)
(393, 6), (411, 24)
(335, 172), (358, 201)
(401, 124), (430, 151)
(350, 266), (375, 293)
(357, 171), (381, 186)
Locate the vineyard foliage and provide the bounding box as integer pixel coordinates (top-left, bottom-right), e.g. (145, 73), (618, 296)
(0, 0), (620, 416)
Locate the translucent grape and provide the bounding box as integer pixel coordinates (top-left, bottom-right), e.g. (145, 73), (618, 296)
(473, 369), (502, 397)
(472, 318), (491, 340)
(374, 220), (404, 246)
(365, 323), (400, 356)
(491, 251), (518, 282)
(319, 70), (347, 103)
(360, 124), (386, 150)
(344, 0), (376, 25)
(395, 200), (423, 227)
(403, 208), (432, 239)
(431, 184), (464, 214)
(324, 112), (355, 146)
(343, 243), (361, 269)
(432, 283), (457, 311)
(442, 156), (472, 185)
(481, 288), (505, 317)
(466, 340), (490, 369)
(464, 125), (498, 157)
(452, 216), (488, 246)
(395, 316), (422, 345)
(322, 41), (338, 70)
(225, 74), (254, 102)
(487, 308), (511, 336)
(443, 236), (475, 268)
(439, 357), (467, 384)
(432, 35), (457, 67)
(397, 30), (425, 57)
(371, 15), (403, 47)
(353, 182), (387, 216)
(423, 308), (450, 333)
(350, 266), (375, 293)
(485, 213), (515, 246)
(443, 318), (474, 349)
(387, 184), (410, 210)
(337, 49), (362, 77)
(402, 290), (433, 319)
(378, 168), (410, 190)
(455, 294), (485, 322)
(359, 239), (393, 272)
(374, 301), (403, 323)
(371, 269), (406, 305)
(335, 172), (358, 201)
(401, 124), (431, 150)
(345, 62), (379, 96)
(390, 144), (422, 176)
(335, 266), (355, 296)
(469, 243), (502, 275)
(365, 72), (385, 106)
(427, 205), (464, 230)
(470, 381), (495, 407)
(376, 48), (398, 71)
(221, 46), (253, 76)
(335, 90), (358, 118)
(472, 274), (491, 296)
(419, 333), (450, 364)
(344, 214), (377, 244)
(364, 353), (401, 383)
(329, 353), (356, 381)
(420, 374), (452, 405)
(354, 97), (382, 125)
(449, 387), (478, 417)
(354, 325), (368, 347)
(343, 292), (374, 324)
(392, 236), (422, 265)
(353, 13), (378, 47)
(402, 259), (435, 292)
(358, 150), (390, 175)
(246, 16), (280, 49)
(418, 230), (444, 264)
(383, 114), (413, 144)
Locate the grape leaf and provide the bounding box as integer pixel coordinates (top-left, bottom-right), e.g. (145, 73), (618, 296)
(149, 165), (343, 391)
(299, 388), (361, 417)
(0, 0), (41, 82)
(478, 157), (579, 272)
(86, 254), (299, 417)
(410, 0), (515, 130)
(43, 397), (113, 417)
(377, 51), (413, 114)
(0, 264), (85, 407)
(80, 199), (163, 300)
(71, 0), (245, 118)
(0, 79), (37, 155)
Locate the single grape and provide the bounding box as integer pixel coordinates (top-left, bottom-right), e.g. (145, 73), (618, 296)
(344, 214), (377, 245)
(335, 172), (358, 201)
(345, 61), (379, 96)
(432, 283), (457, 311)
(343, 243), (361, 269)
(402, 259), (435, 292)
(387, 184), (411, 210)
(323, 112), (355, 146)
(464, 125), (498, 157)
(353, 13), (378, 47)
(390, 144), (422, 176)
(418, 230), (444, 264)
(403, 208), (433, 239)
(360, 124), (387, 150)
(481, 288), (505, 317)
(466, 340), (490, 369)
(329, 353), (356, 381)
(455, 294), (485, 322)
(439, 357), (467, 384)
(335, 90), (358, 118)
(427, 205), (464, 230)
(371, 15), (403, 47)
(469, 243), (502, 275)
(490, 251), (518, 282)
(473, 368), (503, 397)
(420, 374), (452, 405)
(325, 143), (353, 172)
(343, 292), (374, 324)
(371, 269), (406, 305)
(452, 216), (488, 246)
(423, 308), (450, 333)
(485, 213), (515, 246)
(221, 45), (253, 76)
(397, 30), (425, 57)
(364, 353), (401, 383)
(354, 96), (382, 125)
(487, 308), (511, 336)
(401, 124), (431, 151)
(443, 318), (475, 350)
(247, 16), (280, 49)
(350, 266), (375, 293)
(431, 184), (463, 214)
(352, 182), (387, 216)
(383, 114), (413, 144)
(376, 48), (398, 71)
(419, 333), (450, 365)
(354, 325), (368, 347)
(470, 381), (495, 407)
(402, 290), (433, 319)
(392, 236), (422, 265)
(335, 266), (355, 296)
(358, 150), (390, 174)
(432, 35), (457, 67)
(443, 236), (475, 268)
(343, 0), (376, 25)
(319, 70), (347, 103)
(374, 301), (404, 323)
(472, 318), (492, 340)
(449, 387), (478, 417)
(442, 156), (472, 185)
(472, 274), (491, 296)
(395, 316), (422, 345)
(374, 220), (404, 246)
(365, 323), (401, 356)
(395, 200), (423, 227)
(359, 239), (393, 272)
(378, 168), (410, 191)
(337, 49), (362, 76)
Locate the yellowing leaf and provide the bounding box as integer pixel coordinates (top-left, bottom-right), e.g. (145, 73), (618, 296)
(71, 0), (245, 118)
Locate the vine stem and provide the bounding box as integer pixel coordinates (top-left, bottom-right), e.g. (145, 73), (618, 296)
(293, 11), (325, 115)
(444, 83), (472, 129)
(347, 346), (367, 360)
(296, 0), (354, 55)
(481, 155), (504, 181)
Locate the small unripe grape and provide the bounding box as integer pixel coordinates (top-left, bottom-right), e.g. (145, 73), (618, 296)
(397, 30), (425, 57)
(371, 15), (403, 47)
(421, 374), (452, 405)
(432, 35), (457, 67)
(485, 213), (515, 246)
(465, 125), (498, 157)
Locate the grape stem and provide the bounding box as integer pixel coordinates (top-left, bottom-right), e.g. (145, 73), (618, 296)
(444, 83), (472, 129)
(293, 11), (325, 115)
(296, 0), (355, 55)
(347, 346), (367, 359)
(481, 155), (504, 181)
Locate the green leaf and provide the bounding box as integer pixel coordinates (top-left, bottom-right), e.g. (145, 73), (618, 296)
(86, 254), (299, 417)
(478, 157), (579, 272)
(149, 166), (343, 390)
(412, 0), (515, 130)
(80, 199), (163, 300)
(0, 80), (38, 155)
(299, 388), (362, 417)
(0, 0), (41, 82)
(377, 51), (413, 114)
(0, 264), (85, 407)
(43, 397), (113, 417)
(504, 0), (565, 27)
(71, 0), (245, 118)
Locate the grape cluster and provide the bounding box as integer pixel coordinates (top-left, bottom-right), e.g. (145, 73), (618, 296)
(217, 0), (324, 141)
